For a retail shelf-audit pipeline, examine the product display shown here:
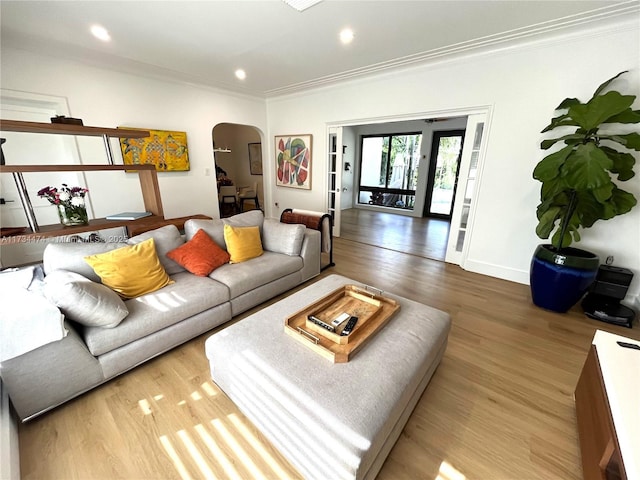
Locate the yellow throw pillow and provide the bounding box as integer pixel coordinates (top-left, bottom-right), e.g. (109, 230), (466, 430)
(84, 238), (173, 298)
(223, 224), (263, 263)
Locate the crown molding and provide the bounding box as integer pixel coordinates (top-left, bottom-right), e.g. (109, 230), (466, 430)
(264, 2), (640, 98)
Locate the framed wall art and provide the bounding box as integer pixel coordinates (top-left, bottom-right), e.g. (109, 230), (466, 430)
(119, 127), (190, 171)
(248, 142), (263, 175)
(275, 134), (312, 189)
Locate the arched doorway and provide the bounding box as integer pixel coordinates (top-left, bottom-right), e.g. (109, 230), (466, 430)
(212, 123), (264, 218)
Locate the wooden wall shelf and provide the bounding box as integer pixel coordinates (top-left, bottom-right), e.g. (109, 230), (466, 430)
(0, 119), (148, 138)
(0, 164), (163, 245)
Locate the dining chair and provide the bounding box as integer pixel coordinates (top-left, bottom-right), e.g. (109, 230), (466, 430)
(218, 185), (238, 216)
(238, 182), (261, 212)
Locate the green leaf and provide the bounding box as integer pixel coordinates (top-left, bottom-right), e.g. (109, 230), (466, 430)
(592, 183), (614, 203)
(564, 144), (614, 190)
(535, 208), (560, 239)
(610, 187), (638, 215)
(556, 98), (581, 110)
(540, 177), (569, 201)
(551, 227), (574, 249)
(604, 109), (640, 124)
(600, 132), (640, 151)
(533, 145), (573, 181)
(600, 146), (636, 181)
(541, 134), (585, 150)
(541, 114), (580, 133)
(572, 230), (581, 243)
(575, 191), (604, 227)
(568, 91), (635, 131)
(590, 71), (627, 99)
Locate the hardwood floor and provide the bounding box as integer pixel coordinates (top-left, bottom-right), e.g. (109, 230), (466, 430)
(339, 208), (450, 261)
(19, 238), (639, 479)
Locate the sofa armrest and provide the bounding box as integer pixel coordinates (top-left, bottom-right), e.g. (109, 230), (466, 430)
(299, 228), (321, 282)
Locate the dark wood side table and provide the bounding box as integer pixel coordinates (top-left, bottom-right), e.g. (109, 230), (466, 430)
(575, 330), (639, 480)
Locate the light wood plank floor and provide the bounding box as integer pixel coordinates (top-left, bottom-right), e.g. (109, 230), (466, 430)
(19, 238), (639, 479)
(339, 208), (450, 261)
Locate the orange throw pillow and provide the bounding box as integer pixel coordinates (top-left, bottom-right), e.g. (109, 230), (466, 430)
(166, 229), (230, 276)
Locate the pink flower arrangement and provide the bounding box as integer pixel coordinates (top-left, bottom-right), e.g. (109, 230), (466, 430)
(38, 184), (89, 207)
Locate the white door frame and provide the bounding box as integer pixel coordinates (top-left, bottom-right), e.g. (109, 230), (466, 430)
(326, 104), (493, 264)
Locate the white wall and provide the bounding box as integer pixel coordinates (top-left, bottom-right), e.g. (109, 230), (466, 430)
(266, 19), (640, 296)
(0, 47), (268, 224)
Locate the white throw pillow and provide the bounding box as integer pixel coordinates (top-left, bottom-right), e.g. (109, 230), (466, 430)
(44, 270), (129, 328)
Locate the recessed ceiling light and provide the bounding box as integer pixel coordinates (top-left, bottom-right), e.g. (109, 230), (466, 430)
(340, 28), (354, 45)
(90, 24), (111, 42)
(235, 69), (247, 80)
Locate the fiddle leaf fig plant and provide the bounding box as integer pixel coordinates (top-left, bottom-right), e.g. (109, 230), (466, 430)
(534, 71), (640, 250)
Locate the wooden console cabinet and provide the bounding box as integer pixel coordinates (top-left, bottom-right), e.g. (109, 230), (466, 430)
(575, 330), (639, 480)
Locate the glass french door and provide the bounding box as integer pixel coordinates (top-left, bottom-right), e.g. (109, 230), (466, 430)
(445, 113), (487, 265)
(327, 127), (343, 237)
(424, 130), (465, 218)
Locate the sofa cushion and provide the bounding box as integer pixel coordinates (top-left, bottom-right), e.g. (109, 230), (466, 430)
(223, 210), (264, 230)
(84, 238), (174, 298)
(185, 210), (264, 250)
(184, 218), (225, 248)
(223, 225), (263, 263)
(127, 224), (186, 275)
(43, 242), (128, 282)
(209, 251), (302, 299)
(82, 272), (230, 356)
(167, 229), (230, 276)
(43, 270), (129, 328)
(262, 219), (305, 256)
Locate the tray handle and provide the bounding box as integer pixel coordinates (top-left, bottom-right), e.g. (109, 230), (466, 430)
(296, 327), (320, 344)
(353, 284), (384, 298)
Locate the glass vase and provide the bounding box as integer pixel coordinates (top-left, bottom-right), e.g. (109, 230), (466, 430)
(57, 203), (89, 226)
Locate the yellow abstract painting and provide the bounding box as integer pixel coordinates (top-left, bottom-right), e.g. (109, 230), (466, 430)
(119, 128), (190, 171)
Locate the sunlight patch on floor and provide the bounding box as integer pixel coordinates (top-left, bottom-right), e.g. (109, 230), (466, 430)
(211, 417), (267, 480)
(437, 460), (466, 480)
(177, 429), (217, 479)
(160, 434), (192, 480)
(201, 381), (217, 397)
(228, 413), (294, 480)
(138, 398), (152, 415)
(193, 424), (241, 480)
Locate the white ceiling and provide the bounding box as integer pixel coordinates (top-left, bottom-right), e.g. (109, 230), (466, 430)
(1, 1), (637, 97)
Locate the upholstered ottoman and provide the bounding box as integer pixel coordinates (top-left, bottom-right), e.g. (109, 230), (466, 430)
(205, 274), (451, 480)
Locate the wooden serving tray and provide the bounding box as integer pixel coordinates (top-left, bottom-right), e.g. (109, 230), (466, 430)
(284, 284), (400, 363)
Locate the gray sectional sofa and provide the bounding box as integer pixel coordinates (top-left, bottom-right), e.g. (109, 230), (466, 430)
(0, 210), (321, 421)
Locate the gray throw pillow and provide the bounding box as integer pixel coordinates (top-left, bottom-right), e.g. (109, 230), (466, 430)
(127, 224), (186, 275)
(43, 270), (129, 328)
(43, 242), (128, 282)
(185, 218), (226, 249)
(262, 219), (305, 256)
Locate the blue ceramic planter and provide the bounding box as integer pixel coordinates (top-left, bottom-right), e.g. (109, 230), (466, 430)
(530, 244), (599, 313)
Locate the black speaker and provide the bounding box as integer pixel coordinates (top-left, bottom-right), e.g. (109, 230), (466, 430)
(582, 265), (635, 328)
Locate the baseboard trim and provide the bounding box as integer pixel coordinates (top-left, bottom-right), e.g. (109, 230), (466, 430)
(463, 258), (530, 286)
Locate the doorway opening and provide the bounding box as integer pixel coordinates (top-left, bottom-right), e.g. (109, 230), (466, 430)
(212, 123), (264, 218)
(329, 109), (489, 266)
(423, 129), (465, 219)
